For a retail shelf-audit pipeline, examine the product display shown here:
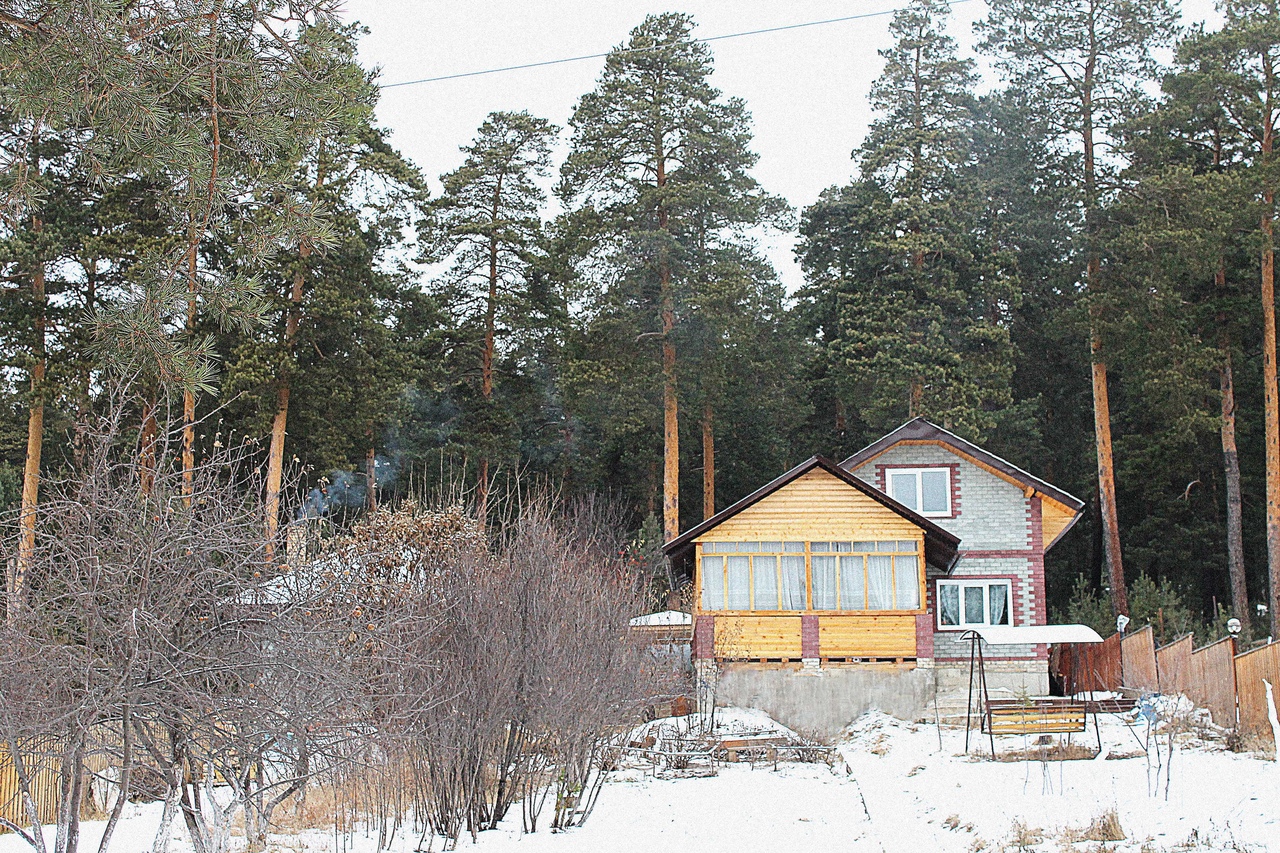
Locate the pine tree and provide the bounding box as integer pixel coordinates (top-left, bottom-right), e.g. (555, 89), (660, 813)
(979, 0), (1180, 617)
(426, 111), (558, 521)
(559, 13), (781, 541)
(1170, 2), (1280, 637)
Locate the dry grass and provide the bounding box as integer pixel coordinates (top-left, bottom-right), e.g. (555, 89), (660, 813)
(1002, 819), (1045, 852)
(996, 742), (1098, 762)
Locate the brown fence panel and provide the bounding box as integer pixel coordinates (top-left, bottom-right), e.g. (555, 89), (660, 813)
(1189, 636), (1238, 728)
(1057, 632), (1123, 695)
(1, 738), (63, 833)
(1156, 633), (1193, 695)
(1121, 626), (1158, 691)
(1234, 641), (1280, 747)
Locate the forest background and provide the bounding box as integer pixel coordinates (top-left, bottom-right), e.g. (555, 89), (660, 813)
(3, 0), (1278, 643)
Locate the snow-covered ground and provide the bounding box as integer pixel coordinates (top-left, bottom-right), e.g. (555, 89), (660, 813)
(3, 707), (1276, 853)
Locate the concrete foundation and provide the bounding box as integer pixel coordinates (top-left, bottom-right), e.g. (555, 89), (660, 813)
(702, 658), (1049, 742)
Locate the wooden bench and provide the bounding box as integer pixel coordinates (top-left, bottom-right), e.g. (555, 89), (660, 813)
(982, 698), (1087, 735)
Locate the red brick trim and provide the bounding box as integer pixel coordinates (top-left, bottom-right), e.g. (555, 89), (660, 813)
(801, 614), (819, 658)
(958, 549), (1035, 558)
(875, 463), (960, 518)
(1028, 495), (1046, 625)
(693, 615), (715, 660)
(914, 613), (934, 658)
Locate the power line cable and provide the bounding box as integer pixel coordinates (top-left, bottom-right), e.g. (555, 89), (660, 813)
(379, 0), (974, 89)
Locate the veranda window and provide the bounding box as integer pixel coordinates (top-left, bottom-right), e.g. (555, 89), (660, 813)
(699, 540), (922, 612)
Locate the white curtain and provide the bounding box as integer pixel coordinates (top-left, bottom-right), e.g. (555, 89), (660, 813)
(701, 556), (724, 610)
(811, 556), (837, 609)
(989, 583), (1009, 625)
(752, 555), (779, 610)
(867, 555), (894, 610)
(780, 555), (806, 609)
(894, 555), (920, 609)
(939, 584), (959, 625)
(839, 555), (865, 610)
(726, 556), (751, 610)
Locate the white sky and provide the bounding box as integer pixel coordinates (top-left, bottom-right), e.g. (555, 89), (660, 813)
(339, 0), (1221, 292)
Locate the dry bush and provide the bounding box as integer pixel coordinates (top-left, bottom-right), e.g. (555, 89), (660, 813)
(1002, 819), (1044, 852)
(997, 742), (1097, 762)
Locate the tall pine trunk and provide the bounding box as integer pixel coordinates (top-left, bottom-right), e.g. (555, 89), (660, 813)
(702, 402), (714, 520)
(182, 239), (198, 504)
(11, 215), (45, 623)
(477, 182), (502, 524)
(1082, 64), (1128, 616)
(1262, 64), (1280, 639)
(657, 148), (679, 542)
(264, 241), (310, 560)
(1218, 261), (1250, 633)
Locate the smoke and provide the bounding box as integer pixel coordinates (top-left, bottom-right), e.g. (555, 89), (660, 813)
(296, 455), (403, 519)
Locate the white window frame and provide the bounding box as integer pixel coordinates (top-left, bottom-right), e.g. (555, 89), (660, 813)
(936, 579), (1013, 630)
(886, 467), (952, 517)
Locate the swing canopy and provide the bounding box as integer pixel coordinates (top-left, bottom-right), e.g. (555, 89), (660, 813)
(961, 624), (1104, 646)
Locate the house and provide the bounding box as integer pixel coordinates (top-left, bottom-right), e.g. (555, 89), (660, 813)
(662, 417), (1084, 740)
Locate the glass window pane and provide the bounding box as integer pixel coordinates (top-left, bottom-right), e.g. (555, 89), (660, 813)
(894, 556), (920, 609)
(780, 555), (807, 609)
(784, 541), (806, 553)
(853, 541), (877, 552)
(726, 556), (751, 609)
(876, 541), (898, 552)
(701, 556), (724, 610)
(810, 541), (831, 553)
(898, 540), (917, 552)
(889, 471), (918, 510)
(921, 470), (949, 514)
(867, 555), (894, 609)
(739, 541), (759, 553)
(831, 541), (852, 553)
(939, 584), (959, 625)
(963, 585), (985, 624)
(759, 541), (783, 554)
(752, 556), (779, 610)
(989, 583), (1009, 625)
(811, 555), (837, 609)
(839, 555), (866, 610)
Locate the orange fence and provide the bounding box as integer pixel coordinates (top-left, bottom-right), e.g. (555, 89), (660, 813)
(1055, 629), (1280, 749)
(1, 738), (63, 833)
(1234, 641), (1280, 747)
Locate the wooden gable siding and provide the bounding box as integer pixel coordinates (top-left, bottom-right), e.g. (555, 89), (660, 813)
(698, 468), (922, 542)
(1040, 499), (1075, 548)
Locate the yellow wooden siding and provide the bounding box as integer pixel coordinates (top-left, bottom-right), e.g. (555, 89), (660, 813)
(1041, 498), (1075, 549)
(818, 614), (916, 658)
(699, 469), (923, 542)
(714, 616), (802, 658)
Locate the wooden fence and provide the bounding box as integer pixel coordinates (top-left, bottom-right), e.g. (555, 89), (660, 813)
(1155, 633), (1192, 695)
(1234, 641), (1280, 746)
(1121, 626), (1158, 692)
(1058, 628), (1280, 749)
(1, 739), (63, 832)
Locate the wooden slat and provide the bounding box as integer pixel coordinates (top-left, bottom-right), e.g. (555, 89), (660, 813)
(1234, 641), (1280, 746)
(714, 615), (802, 658)
(700, 469), (923, 542)
(1189, 637), (1237, 728)
(1121, 626), (1158, 691)
(1155, 634), (1193, 695)
(1, 738), (62, 833)
(818, 614), (916, 658)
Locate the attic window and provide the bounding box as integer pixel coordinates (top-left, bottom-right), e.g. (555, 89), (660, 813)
(887, 468), (951, 517)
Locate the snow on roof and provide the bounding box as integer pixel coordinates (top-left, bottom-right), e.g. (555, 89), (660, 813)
(964, 624), (1104, 645)
(629, 610), (692, 627)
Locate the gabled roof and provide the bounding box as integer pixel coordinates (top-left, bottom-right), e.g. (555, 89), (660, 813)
(840, 418), (1086, 516)
(662, 455), (961, 574)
